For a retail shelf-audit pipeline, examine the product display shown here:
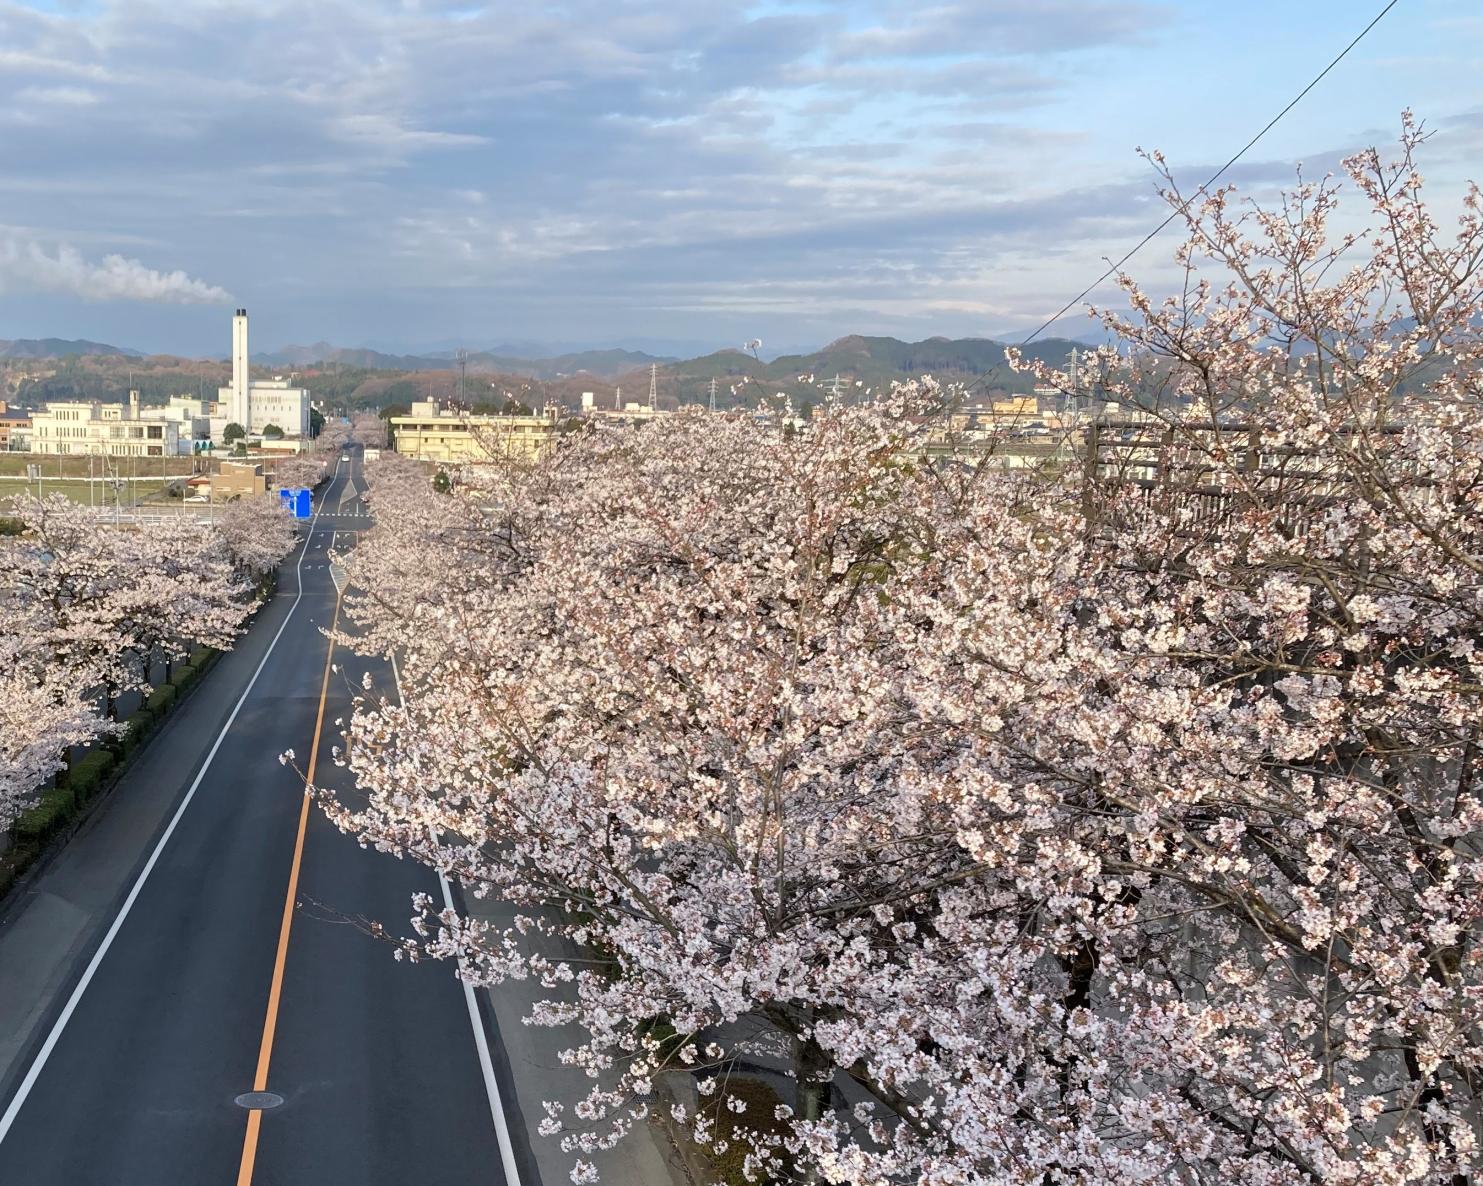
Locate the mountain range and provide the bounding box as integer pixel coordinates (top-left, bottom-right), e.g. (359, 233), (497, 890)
(636, 335), (1086, 395)
(0, 332), (1093, 379)
(0, 338), (143, 360)
(0, 333), (1095, 409)
(252, 343), (676, 380)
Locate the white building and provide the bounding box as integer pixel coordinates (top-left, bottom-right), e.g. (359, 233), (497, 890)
(217, 308), (311, 438)
(29, 394), (184, 457)
(156, 395), (213, 452)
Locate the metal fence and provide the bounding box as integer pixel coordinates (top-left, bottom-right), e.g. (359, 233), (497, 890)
(1082, 419), (1413, 537)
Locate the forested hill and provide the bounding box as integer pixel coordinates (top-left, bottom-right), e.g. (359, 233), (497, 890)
(614, 336), (1088, 403)
(0, 333), (1093, 410)
(0, 338), (141, 360)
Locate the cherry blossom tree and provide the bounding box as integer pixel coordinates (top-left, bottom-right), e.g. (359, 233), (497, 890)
(322, 117), (1483, 1186)
(8, 495), (250, 702)
(0, 637), (117, 831)
(214, 496), (297, 580)
(270, 452), (331, 492)
(982, 113), (1483, 1186)
(2, 493), (285, 826)
(351, 412), (386, 447)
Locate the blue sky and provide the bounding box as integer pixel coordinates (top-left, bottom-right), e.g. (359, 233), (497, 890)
(0, 0), (1477, 357)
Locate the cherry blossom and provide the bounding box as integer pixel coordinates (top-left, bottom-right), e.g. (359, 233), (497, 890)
(214, 496), (297, 579)
(1, 492), (291, 828)
(322, 117), (1483, 1186)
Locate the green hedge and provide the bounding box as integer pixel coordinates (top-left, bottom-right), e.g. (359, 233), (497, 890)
(175, 649), (217, 687)
(144, 684), (177, 714)
(121, 710), (152, 755)
(3, 647), (223, 900)
(69, 750), (115, 805)
(15, 786), (76, 844)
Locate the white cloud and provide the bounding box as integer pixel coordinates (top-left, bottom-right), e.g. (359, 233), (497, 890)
(0, 238), (231, 304)
(15, 85), (100, 106)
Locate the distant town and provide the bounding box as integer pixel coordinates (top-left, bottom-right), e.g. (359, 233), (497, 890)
(0, 310), (1139, 512)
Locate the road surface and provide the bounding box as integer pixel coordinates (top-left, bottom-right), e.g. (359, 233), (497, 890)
(0, 448), (523, 1185)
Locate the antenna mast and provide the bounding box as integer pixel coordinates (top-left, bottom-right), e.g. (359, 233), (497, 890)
(648, 363), (657, 412)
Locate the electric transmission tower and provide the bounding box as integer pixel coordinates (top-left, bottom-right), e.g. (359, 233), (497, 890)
(648, 363), (657, 412)
(708, 376), (717, 413)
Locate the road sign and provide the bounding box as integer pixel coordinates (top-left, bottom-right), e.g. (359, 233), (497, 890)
(278, 487), (313, 519)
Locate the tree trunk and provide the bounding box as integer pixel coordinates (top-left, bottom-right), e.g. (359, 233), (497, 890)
(793, 1029), (830, 1185)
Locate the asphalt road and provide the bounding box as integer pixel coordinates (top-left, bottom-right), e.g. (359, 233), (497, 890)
(0, 448), (509, 1185)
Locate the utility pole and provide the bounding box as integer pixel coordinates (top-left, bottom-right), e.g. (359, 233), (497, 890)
(1063, 347), (1081, 422)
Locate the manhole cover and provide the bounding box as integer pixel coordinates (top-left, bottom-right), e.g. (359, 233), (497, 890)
(234, 1091), (284, 1110)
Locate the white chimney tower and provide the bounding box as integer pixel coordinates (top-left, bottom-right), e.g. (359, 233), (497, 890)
(231, 308), (249, 427)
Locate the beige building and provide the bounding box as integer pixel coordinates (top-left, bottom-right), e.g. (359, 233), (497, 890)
(29, 396), (183, 457)
(0, 402), (31, 452)
(390, 400), (558, 464)
(211, 461), (268, 501)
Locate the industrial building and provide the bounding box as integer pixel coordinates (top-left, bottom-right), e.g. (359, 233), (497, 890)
(217, 308), (311, 437)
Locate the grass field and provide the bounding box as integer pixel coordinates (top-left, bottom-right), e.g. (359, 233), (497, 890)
(0, 477), (184, 510)
(0, 454), (197, 479)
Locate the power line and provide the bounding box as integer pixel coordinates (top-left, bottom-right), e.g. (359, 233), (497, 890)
(1018, 0), (1401, 349)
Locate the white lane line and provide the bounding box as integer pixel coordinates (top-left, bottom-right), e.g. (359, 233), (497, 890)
(0, 457), (343, 1148)
(389, 653), (522, 1186)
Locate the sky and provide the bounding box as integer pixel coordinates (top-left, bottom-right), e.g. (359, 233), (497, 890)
(0, 0), (1479, 358)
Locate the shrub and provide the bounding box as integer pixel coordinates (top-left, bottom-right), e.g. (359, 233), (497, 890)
(120, 715), (149, 755)
(14, 787), (75, 844)
(700, 1076), (793, 1186)
(69, 750), (115, 804)
(144, 684), (177, 715)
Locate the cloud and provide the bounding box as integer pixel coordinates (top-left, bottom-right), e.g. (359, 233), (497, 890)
(833, 1), (1162, 60)
(14, 85), (100, 107)
(0, 0), (1472, 354)
(0, 238), (231, 304)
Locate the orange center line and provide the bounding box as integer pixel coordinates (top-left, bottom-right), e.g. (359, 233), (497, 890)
(235, 592), (342, 1186)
